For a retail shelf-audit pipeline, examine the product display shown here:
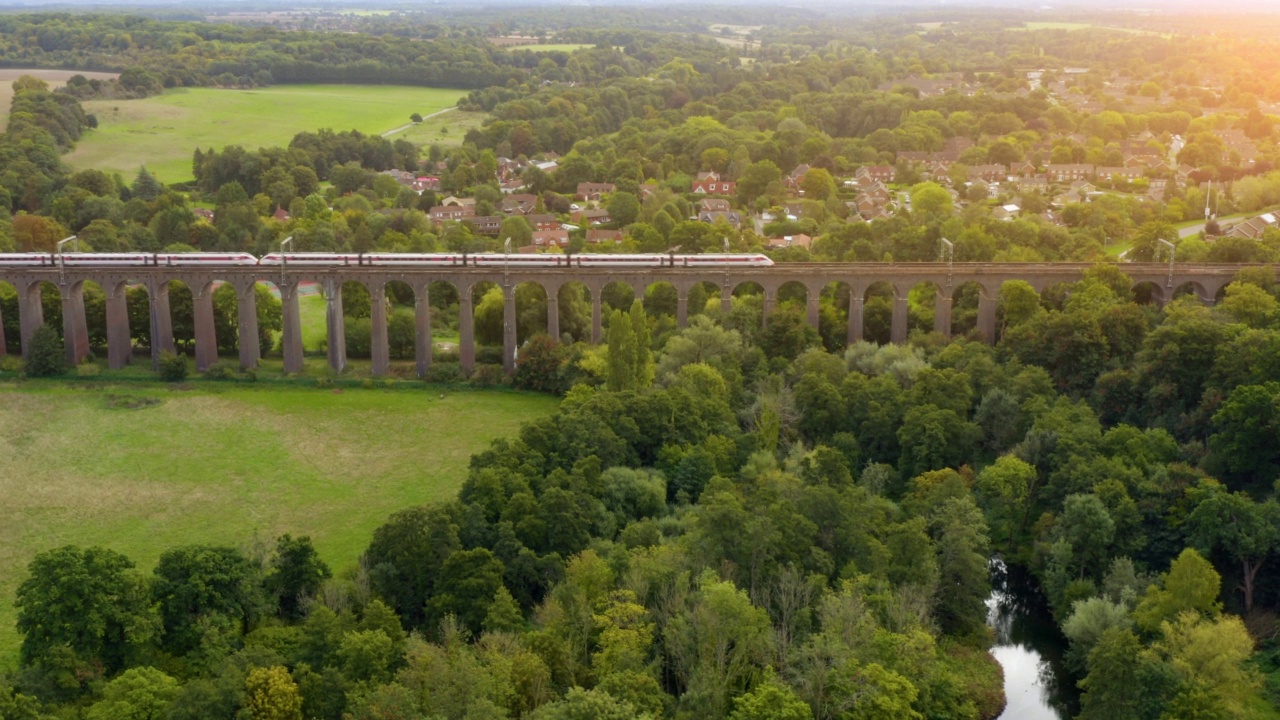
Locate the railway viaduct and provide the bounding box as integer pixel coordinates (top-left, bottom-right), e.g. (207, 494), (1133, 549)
(0, 262), (1268, 376)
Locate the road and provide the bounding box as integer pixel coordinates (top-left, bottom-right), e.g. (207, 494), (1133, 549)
(381, 107), (457, 138)
(1179, 222), (1206, 239)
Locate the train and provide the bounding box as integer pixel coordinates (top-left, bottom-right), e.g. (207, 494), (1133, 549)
(0, 252), (775, 268)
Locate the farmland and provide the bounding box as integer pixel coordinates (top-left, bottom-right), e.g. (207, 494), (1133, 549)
(65, 84), (467, 183)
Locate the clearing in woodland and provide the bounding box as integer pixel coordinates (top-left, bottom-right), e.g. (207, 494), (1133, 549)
(0, 383), (558, 668)
(65, 84), (466, 183)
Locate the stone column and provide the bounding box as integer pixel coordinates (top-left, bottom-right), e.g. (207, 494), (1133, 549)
(236, 282), (260, 371)
(848, 289), (864, 345)
(503, 284), (517, 375)
(105, 282), (131, 370)
(934, 288), (953, 340)
(591, 289), (602, 344)
(546, 285), (560, 342)
(459, 286), (475, 374)
(149, 280), (174, 369)
(806, 289), (821, 330)
(370, 284), (389, 377)
(414, 284), (431, 378)
(676, 286), (689, 328)
(281, 283), (304, 374)
(325, 279), (346, 373)
(18, 282), (44, 360)
(890, 288), (909, 345)
(762, 286), (776, 328)
(977, 286), (998, 344)
(191, 284), (217, 371)
(0, 291), (6, 357)
(721, 284), (732, 314)
(60, 282), (90, 366)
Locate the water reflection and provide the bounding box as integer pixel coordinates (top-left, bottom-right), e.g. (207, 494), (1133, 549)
(987, 558), (1079, 719)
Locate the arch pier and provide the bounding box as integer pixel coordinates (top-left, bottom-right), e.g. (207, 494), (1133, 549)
(0, 263), (1259, 374)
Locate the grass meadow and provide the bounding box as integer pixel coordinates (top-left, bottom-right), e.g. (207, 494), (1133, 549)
(0, 382), (558, 668)
(66, 85), (467, 183)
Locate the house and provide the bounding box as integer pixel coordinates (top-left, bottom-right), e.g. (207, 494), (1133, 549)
(767, 234), (812, 250)
(784, 202), (807, 220)
(526, 214), (561, 232)
(969, 164), (1009, 182)
(1017, 176), (1049, 193)
(1010, 161), (1038, 177)
(413, 176), (441, 193)
(1095, 166), (1143, 182)
(501, 194), (539, 215)
(692, 171), (736, 195)
(1046, 164), (1094, 182)
(534, 161), (559, 173)
(699, 198), (731, 213)
(1228, 213), (1279, 239)
(575, 183), (616, 202)
(785, 164), (811, 192)
(572, 208), (611, 226)
(499, 179), (528, 194)
(1054, 181), (1098, 206)
(193, 208), (215, 221)
(532, 229), (571, 248)
(429, 205), (476, 223)
(586, 229), (624, 244)
(440, 196), (475, 208)
(993, 204), (1021, 221)
(697, 210), (743, 229)
(856, 165), (895, 184)
(272, 207), (292, 222)
(466, 216), (503, 235)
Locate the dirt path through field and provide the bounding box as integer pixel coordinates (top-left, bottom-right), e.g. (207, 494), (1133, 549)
(381, 106), (456, 137)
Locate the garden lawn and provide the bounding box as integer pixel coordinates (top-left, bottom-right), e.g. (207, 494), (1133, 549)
(0, 382), (558, 668)
(66, 84), (467, 183)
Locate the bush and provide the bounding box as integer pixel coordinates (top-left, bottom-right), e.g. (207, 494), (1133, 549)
(157, 351), (189, 382)
(0, 355), (23, 373)
(345, 317), (372, 359)
(514, 334), (567, 393)
(75, 363), (101, 378)
(423, 362), (464, 385)
(204, 361), (235, 380)
(315, 376), (333, 388)
(25, 325), (65, 377)
(469, 363), (507, 387)
(476, 346), (504, 365)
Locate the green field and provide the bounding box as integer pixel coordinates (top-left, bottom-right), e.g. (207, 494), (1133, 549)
(0, 383), (558, 668)
(1011, 22), (1171, 37)
(392, 109), (488, 147)
(66, 85), (468, 184)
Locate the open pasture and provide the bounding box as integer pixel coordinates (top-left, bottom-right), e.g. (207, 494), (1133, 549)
(66, 84), (467, 183)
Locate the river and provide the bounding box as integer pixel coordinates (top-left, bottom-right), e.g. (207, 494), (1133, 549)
(987, 559), (1080, 719)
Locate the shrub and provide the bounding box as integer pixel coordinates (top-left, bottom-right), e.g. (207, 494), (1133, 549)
(204, 361), (235, 380)
(25, 325), (65, 377)
(157, 351), (189, 382)
(345, 317), (372, 359)
(470, 363), (507, 387)
(0, 355), (23, 373)
(315, 376), (333, 388)
(423, 362), (464, 385)
(476, 346), (504, 365)
(76, 363), (101, 378)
